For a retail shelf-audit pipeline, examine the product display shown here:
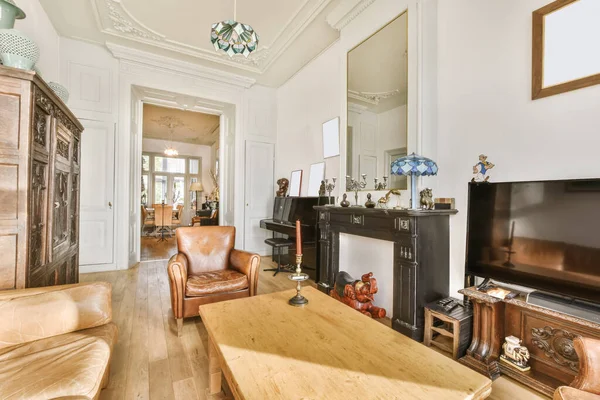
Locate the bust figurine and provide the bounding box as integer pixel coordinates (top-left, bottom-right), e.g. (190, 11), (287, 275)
(340, 193), (350, 207)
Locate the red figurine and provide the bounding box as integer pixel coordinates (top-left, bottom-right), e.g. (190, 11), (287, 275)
(330, 271), (386, 318)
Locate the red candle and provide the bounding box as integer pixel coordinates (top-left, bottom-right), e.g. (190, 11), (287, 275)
(296, 219), (302, 255)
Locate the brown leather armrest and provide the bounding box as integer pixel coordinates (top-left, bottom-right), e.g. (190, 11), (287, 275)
(230, 249), (260, 296)
(0, 282), (112, 350)
(167, 253), (189, 319)
(572, 337), (600, 395)
(554, 386), (600, 400)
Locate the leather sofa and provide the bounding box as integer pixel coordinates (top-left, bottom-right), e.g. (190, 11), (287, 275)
(554, 337), (600, 400)
(0, 282), (117, 399)
(167, 226), (260, 336)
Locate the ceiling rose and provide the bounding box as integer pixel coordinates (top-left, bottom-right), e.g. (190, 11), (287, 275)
(210, 0), (259, 58)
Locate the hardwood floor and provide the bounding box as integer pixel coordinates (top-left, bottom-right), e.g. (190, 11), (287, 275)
(140, 236), (178, 261)
(81, 258), (549, 400)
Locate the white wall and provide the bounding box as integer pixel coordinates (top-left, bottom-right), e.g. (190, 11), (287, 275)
(436, 0), (600, 297)
(275, 42), (342, 196)
(142, 138), (215, 195)
(15, 0), (59, 82)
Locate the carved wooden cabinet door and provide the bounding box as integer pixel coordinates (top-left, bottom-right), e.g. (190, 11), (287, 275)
(48, 122), (72, 261)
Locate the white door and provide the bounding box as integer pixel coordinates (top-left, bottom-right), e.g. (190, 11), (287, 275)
(79, 119), (115, 266)
(244, 141), (274, 255)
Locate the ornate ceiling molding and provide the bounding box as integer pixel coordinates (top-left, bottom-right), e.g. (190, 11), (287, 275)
(326, 0), (377, 31)
(107, 42), (257, 89)
(93, 0), (332, 75)
(348, 89), (400, 105)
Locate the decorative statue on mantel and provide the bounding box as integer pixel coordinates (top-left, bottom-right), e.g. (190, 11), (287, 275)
(330, 271), (386, 318)
(276, 178), (289, 197)
(377, 189), (402, 208)
(419, 188), (435, 210)
(319, 180), (326, 197)
(500, 335), (531, 372)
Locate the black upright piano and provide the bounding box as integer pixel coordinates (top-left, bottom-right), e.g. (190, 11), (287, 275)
(260, 196), (329, 280)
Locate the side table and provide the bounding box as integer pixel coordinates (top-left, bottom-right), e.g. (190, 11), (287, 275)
(424, 299), (473, 359)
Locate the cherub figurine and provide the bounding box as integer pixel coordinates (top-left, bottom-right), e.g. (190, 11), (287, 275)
(472, 154), (495, 182)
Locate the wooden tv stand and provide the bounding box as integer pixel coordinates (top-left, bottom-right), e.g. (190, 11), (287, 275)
(459, 286), (600, 397)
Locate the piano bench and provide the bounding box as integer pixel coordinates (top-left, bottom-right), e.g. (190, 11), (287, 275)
(264, 238), (295, 277)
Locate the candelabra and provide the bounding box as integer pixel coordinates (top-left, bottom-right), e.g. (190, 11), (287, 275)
(346, 174), (367, 206)
(325, 177), (336, 206)
(374, 176), (388, 191)
(288, 254), (309, 306)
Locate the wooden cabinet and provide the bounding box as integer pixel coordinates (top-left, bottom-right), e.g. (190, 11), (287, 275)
(0, 66), (83, 290)
(315, 206), (457, 341)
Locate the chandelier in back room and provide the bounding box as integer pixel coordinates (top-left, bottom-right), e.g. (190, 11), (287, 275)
(210, 0), (259, 58)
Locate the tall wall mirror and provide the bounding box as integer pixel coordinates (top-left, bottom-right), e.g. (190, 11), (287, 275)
(346, 11), (408, 191)
(533, 0), (600, 99)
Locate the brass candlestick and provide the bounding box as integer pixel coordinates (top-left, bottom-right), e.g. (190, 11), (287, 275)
(288, 254), (309, 306)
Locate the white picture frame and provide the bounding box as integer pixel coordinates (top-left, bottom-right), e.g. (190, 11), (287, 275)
(322, 117), (340, 159)
(307, 162), (326, 197)
(289, 170), (303, 197)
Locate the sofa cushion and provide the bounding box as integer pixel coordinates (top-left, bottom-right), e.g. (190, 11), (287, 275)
(0, 323), (117, 400)
(186, 269), (249, 297)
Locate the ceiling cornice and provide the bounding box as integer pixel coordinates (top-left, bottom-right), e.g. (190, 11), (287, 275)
(348, 89), (400, 105)
(326, 0), (377, 31)
(106, 42), (257, 89)
(93, 0), (332, 75)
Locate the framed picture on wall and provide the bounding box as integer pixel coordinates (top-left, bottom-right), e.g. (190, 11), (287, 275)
(322, 117), (340, 158)
(289, 170), (303, 197)
(307, 162), (326, 196)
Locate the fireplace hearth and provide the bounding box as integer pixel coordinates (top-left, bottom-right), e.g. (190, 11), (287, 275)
(314, 206), (457, 341)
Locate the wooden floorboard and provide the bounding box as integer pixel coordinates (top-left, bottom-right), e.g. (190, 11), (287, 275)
(86, 257), (549, 400)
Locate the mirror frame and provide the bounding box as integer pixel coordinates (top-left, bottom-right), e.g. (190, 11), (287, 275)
(345, 10), (409, 191)
(532, 0), (600, 100)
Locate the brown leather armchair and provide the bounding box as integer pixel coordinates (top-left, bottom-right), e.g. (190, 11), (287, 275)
(554, 337), (600, 400)
(167, 226), (260, 336)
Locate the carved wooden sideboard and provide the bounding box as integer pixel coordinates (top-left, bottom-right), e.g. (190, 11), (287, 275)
(314, 206), (457, 341)
(0, 65), (83, 290)
(459, 286), (600, 397)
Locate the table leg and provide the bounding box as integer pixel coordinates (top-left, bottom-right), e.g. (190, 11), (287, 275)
(208, 335), (222, 395)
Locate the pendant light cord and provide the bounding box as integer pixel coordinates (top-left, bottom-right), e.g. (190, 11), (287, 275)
(234, 0), (237, 21)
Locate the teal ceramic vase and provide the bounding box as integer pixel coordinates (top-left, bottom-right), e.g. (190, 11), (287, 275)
(0, 0), (25, 29)
(48, 82), (69, 104)
(0, 28), (39, 70)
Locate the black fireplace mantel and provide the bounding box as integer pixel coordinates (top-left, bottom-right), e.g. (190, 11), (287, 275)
(314, 205), (458, 341)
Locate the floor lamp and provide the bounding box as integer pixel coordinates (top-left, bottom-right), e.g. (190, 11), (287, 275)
(190, 182), (204, 215)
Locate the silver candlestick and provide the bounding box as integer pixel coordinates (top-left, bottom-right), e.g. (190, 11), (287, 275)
(374, 176), (388, 191)
(288, 254), (309, 306)
(346, 174), (367, 206)
(325, 177), (336, 206)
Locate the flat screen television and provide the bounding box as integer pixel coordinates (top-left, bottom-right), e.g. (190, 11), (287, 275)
(466, 179), (600, 303)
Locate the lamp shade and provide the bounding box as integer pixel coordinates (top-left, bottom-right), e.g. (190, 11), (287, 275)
(190, 182), (204, 192)
(390, 152), (438, 209)
(390, 153), (438, 177)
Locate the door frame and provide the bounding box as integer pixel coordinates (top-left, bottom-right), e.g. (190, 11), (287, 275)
(125, 85), (235, 267)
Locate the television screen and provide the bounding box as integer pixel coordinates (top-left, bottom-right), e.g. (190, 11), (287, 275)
(466, 179), (600, 303)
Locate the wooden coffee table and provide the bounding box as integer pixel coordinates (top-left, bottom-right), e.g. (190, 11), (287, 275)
(199, 287), (491, 400)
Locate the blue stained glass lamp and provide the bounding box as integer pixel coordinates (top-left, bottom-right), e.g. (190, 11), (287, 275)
(390, 152), (438, 209)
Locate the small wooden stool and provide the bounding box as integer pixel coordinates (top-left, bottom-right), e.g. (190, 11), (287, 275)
(424, 299), (473, 359)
